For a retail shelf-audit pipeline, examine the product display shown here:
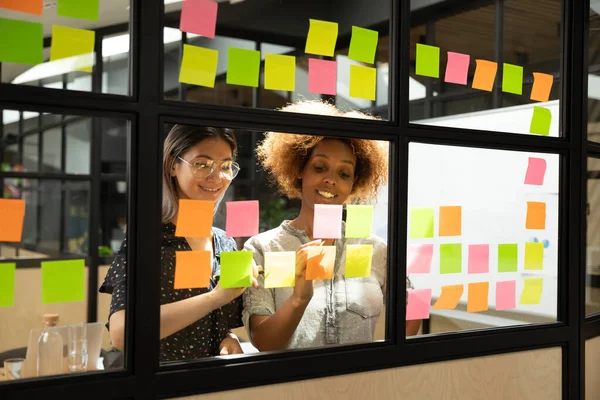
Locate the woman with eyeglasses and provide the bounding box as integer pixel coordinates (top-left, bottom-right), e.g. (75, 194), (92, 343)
(99, 124), (258, 362)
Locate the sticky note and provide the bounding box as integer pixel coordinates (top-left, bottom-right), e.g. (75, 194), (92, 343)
(526, 201), (546, 230)
(524, 242), (544, 270)
(530, 106), (552, 136)
(519, 277), (543, 305)
(305, 19), (338, 57)
(345, 205), (374, 238)
(226, 48), (260, 87)
(444, 52), (470, 85)
(174, 251), (211, 289)
(406, 288), (432, 320)
(51, 25), (95, 72)
(0, 199), (25, 242)
(225, 200), (259, 238)
(407, 244), (433, 274)
(179, 44), (219, 88)
(264, 54), (296, 92)
(348, 26), (378, 64)
(496, 280), (516, 310)
(531, 72), (554, 102)
(41, 259), (85, 304)
(409, 207), (434, 239)
(0, 263), (16, 307)
(349, 65), (376, 101)
(57, 0), (99, 21)
(432, 284), (463, 310)
(219, 251), (253, 288)
(0, 0), (42, 15)
(313, 204), (342, 239)
(306, 246), (336, 280)
(467, 282), (489, 313)
(472, 59), (497, 91)
(415, 43), (439, 78)
(0, 18), (42, 64)
(180, 0), (218, 39)
(524, 157), (547, 186)
(502, 63), (523, 95)
(175, 199), (214, 238)
(308, 58), (337, 95)
(498, 244), (518, 273)
(345, 244), (373, 278)
(440, 243), (462, 274)
(264, 252), (296, 288)
(439, 205), (461, 236)
(468, 244), (489, 274)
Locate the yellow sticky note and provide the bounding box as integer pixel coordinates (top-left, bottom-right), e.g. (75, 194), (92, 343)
(264, 251), (296, 288)
(519, 278), (543, 305)
(524, 242), (544, 270)
(305, 19), (338, 57)
(50, 25), (95, 72)
(264, 54), (295, 92)
(179, 44), (219, 88)
(349, 65), (376, 101)
(345, 244), (373, 278)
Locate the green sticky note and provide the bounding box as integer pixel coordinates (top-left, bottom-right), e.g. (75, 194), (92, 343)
(410, 207), (434, 238)
(349, 64), (376, 100)
(345, 205), (374, 238)
(345, 244), (374, 278)
(524, 242), (544, 270)
(0, 263), (16, 307)
(498, 244), (518, 272)
(41, 259), (85, 304)
(179, 44), (219, 88)
(264, 53), (296, 92)
(348, 26), (378, 64)
(502, 63), (523, 95)
(220, 250), (253, 288)
(530, 106), (552, 136)
(51, 25), (95, 72)
(0, 18), (43, 64)
(519, 278), (543, 305)
(226, 48), (260, 87)
(57, 0), (99, 21)
(440, 243), (462, 274)
(415, 43), (439, 78)
(305, 19), (338, 57)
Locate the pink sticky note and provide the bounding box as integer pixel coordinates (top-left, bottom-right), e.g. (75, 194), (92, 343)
(496, 280), (516, 311)
(524, 157), (547, 186)
(468, 244), (489, 274)
(444, 52), (470, 85)
(313, 204), (342, 239)
(407, 244), (433, 274)
(225, 200), (259, 238)
(180, 0), (218, 39)
(308, 58), (337, 96)
(406, 288), (432, 320)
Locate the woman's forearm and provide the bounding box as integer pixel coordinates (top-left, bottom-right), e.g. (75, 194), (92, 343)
(160, 291), (222, 339)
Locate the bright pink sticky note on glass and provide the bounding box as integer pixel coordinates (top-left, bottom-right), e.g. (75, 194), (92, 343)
(225, 200), (259, 238)
(407, 244), (433, 274)
(313, 204), (342, 239)
(180, 0), (218, 39)
(308, 58), (337, 95)
(524, 157), (547, 186)
(444, 52), (470, 85)
(496, 280), (516, 311)
(406, 288), (432, 320)
(468, 244), (489, 274)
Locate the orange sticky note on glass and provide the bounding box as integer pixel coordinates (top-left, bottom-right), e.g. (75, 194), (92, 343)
(439, 205), (461, 236)
(306, 246), (336, 280)
(472, 59), (497, 92)
(174, 251), (211, 289)
(433, 284), (463, 310)
(530, 72), (553, 102)
(526, 201), (546, 230)
(175, 199), (214, 238)
(0, 199), (25, 242)
(0, 0), (42, 15)
(467, 282), (489, 313)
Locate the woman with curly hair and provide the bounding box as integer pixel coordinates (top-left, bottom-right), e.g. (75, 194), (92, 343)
(242, 101), (420, 352)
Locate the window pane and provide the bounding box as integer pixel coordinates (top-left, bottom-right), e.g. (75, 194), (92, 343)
(587, 157), (600, 315)
(589, 5), (600, 142)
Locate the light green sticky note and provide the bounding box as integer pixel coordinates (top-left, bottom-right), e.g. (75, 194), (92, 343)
(502, 63), (523, 95)
(524, 242), (544, 270)
(349, 64), (376, 101)
(440, 243), (462, 274)
(348, 26), (378, 64)
(345, 205), (374, 238)
(305, 19), (338, 57)
(226, 48), (260, 87)
(57, 0), (99, 21)
(0, 18), (43, 64)
(264, 53), (296, 92)
(519, 278), (543, 305)
(179, 44), (219, 88)
(0, 263), (16, 307)
(409, 207), (434, 238)
(220, 251), (253, 288)
(50, 25), (95, 72)
(530, 106), (552, 136)
(498, 244), (518, 272)
(415, 43), (440, 78)
(264, 251), (296, 288)
(41, 259), (85, 304)
(345, 244), (374, 278)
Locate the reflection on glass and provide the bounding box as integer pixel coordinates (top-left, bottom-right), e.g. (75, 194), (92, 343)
(589, 5), (600, 142)
(587, 157), (600, 315)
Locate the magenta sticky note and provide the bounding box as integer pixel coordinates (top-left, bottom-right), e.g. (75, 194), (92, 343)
(180, 0), (218, 39)
(468, 244), (489, 274)
(406, 288), (432, 320)
(225, 200), (259, 238)
(444, 52), (470, 85)
(313, 204), (342, 239)
(308, 58), (337, 96)
(496, 280), (516, 311)
(524, 157), (547, 186)
(407, 244), (433, 274)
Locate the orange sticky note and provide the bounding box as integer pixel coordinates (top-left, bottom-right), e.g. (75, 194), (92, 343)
(0, 199), (25, 242)
(467, 281), (489, 313)
(0, 0), (42, 15)
(306, 246), (336, 280)
(439, 205), (461, 236)
(174, 251), (212, 289)
(175, 199), (214, 238)
(526, 201), (546, 230)
(433, 284), (463, 310)
(472, 59), (497, 92)
(530, 72), (553, 102)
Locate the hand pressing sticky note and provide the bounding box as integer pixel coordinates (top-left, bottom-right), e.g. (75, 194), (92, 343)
(174, 251), (211, 289)
(345, 205), (374, 239)
(498, 244), (518, 273)
(0, 263), (16, 307)
(264, 54), (296, 92)
(0, 18), (43, 65)
(524, 242), (544, 270)
(305, 19), (338, 57)
(349, 64), (376, 101)
(219, 251), (253, 288)
(467, 282), (489, 313)
(530, 106), (552, 136)
(313, 204), (342, 239)
(472, 59), (497, 92)
(225, 200), (259, 238)
(264, 252), (296, 288)
(51, 25), (95, 72)
(415, 43), (439, 78)
(433, 284), (463, 310)
(175, 199), (214, 238)
(57, 0), (99, 21)
(496, 280), (516, 311)
(406, 288), (432, 320)
(502, 63), (523, 95)
(41, 259), (85, 304)
(468, 244), (489, 274)
(444, 52), (470, 85)
(531, 72), (554, 102)
(179, 44), (219, 88)
(348, 26), (378, 64)
(439, 205), (461, 236)
(409, 207), (434, 239)
(226, 48), (260, 87)
(0, 198), (25, 242)
(524, 157), (547, 186)
(407, 244), (433, 274)
(345, 244), (373, 278)
(306, 246), (336, 280)
(440, 243), (462, 274)
(180, 0), (218, 39)
(308, 58), (337, 95)
(526, 201), (546, 230)
(0, 0), (43, 15)
(519, 277), (543, 305)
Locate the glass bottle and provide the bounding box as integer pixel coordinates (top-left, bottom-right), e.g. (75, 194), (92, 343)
(37, 313), (63, 376)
